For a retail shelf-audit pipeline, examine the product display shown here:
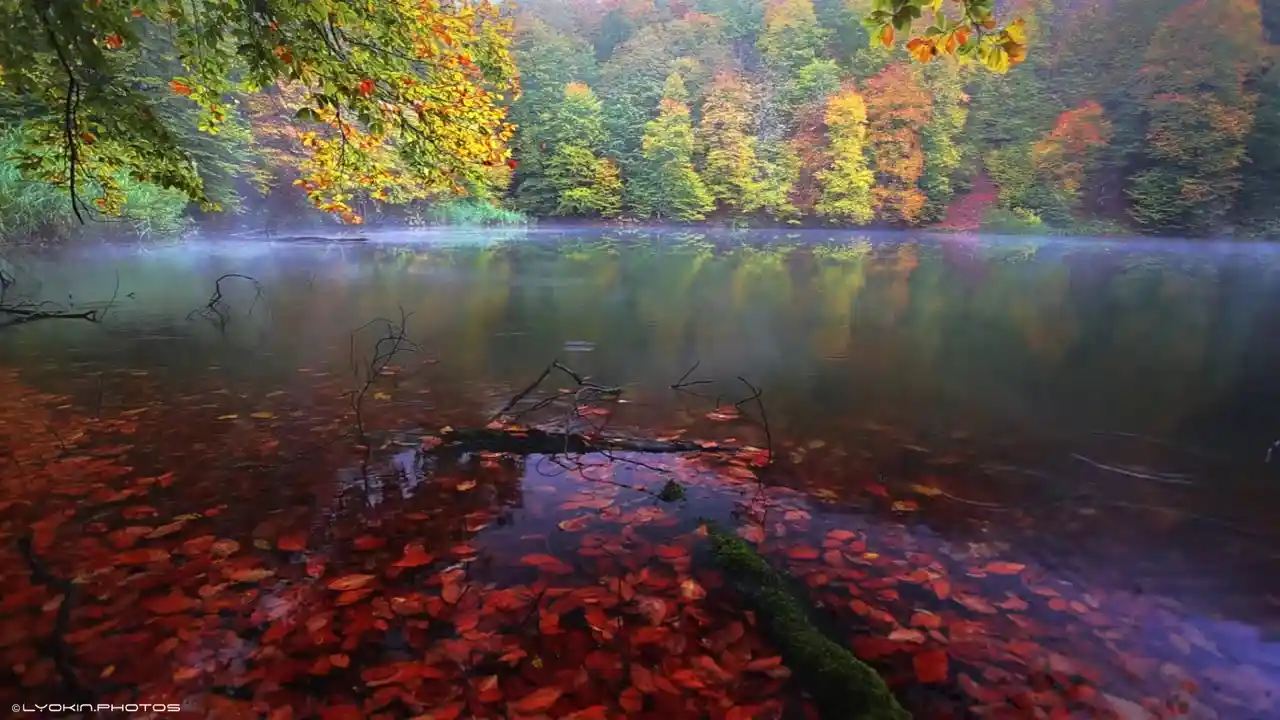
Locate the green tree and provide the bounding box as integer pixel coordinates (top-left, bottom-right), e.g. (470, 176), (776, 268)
(918, 61), (969, 222)
(630, 72), (715, 220)
(815, 85), (874, 224)
(518, 82), (623, 217)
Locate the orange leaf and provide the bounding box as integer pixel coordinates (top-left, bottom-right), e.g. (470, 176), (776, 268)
(981, 562), (1026, 575)
(169, 80), (192, 96)
(104, 33), (124, 49)
(116, 548), (169, 565)
(913, 648), (949, 683)
(879, 24), (895, 48)
(358, 78), (375, 97)
(511, 687), (562, 714)
(393, 544), (434, 568)
(330, 653), (350, 668)
(328, 574), (376, 592)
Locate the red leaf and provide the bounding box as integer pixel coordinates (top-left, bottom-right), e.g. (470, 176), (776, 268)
(826, 529), (857, 542)
(787, 546), (820, 561)
(328, 574), (376, 591)
(441, 580), (464, 605)
(353, 535), (385, 551)
(511, 687), (562, 714)
(115, 548), (168, 565)
(277, 531), (307, 552)
(909, 611), (942, 629)
(143, 592), (197, 615)
(169, 80), (192, 96)
(888, 627), (926, 643)
(358, 78), (375, 96)
(930, 578), (951, 599)
(913, 649), (949, 683)
(392, 543), (434, 568)
(519, 553), (573, 574)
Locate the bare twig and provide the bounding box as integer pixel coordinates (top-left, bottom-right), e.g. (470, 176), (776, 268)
(348, 308), (419, 442)
(18, 535), (89, 700)
(734, 376), (773, 466)
(187, 273), (265, 332)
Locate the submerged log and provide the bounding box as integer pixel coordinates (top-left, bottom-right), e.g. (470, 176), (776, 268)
(706, 524), (911, 720)
(427, 427), (728, 457)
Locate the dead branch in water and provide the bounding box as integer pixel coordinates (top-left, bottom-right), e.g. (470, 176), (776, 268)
(187, 273), (264, 332)
(18, 535), (90, 701)
(348, 308), (419, 443)
(0, 269), (121, 329)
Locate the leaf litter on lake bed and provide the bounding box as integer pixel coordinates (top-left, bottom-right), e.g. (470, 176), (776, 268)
(0, 370), (1273, 719)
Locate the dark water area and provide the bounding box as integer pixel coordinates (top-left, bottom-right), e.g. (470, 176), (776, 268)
(2, 229), (1279, 719)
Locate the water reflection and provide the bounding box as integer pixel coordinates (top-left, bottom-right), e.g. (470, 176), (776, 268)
(4, 229), (1280, 715)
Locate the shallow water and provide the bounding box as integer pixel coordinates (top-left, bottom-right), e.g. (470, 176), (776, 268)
(2, 229), (1279, 718)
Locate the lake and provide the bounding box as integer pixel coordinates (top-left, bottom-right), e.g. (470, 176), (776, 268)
(2, 229), (1278, 718)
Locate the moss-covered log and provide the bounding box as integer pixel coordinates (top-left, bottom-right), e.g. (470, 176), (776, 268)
(706, 525), (911, 720)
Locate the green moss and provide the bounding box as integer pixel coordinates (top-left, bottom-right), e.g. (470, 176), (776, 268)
(707, 525), (911, 720)
(657, 479), (686, 502)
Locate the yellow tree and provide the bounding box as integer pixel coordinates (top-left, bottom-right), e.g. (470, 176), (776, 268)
(815, 85), (875, 224)
(698, 71), (759, 214)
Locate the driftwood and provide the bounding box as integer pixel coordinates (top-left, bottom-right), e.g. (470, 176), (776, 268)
(430, 427), (731, 457)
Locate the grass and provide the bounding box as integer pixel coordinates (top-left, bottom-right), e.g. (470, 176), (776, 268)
(412, 197), (528, 227)
(0, 132), (191, 243)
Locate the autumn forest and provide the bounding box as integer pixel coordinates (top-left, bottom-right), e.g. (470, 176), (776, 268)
(2, 0), (1279, 239)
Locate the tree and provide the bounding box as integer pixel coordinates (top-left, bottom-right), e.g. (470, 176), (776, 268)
(917, 60), (970, 222)
(1126, 0), (1265, 235)
(519, 82), (623, 217)
(864, 65), (930, 224)
(815, 85), (874, 224)
(1031, 100), (1111, 220)
(0, 0), (518, 223)
(698, 72), (759, 213)
(630, 72), (715, 220)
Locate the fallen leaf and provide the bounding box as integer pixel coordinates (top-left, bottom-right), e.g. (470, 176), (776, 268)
(277, 531), (308, 552)
(143, 592), (197, 615)
(888, 628), (927, 643)
(250, 411), (276, 419)
(787, 546), (820, 561)
(914, 648), (949, 683)
(982, 561), (1026, 575)
(392, 544), (434, 568)
(520, 553), (573, 574)
(511, 687), (562, 714)
(455, 480), (476, 492)
(328, 574), (376, 592)
(910, 611), (942, 629)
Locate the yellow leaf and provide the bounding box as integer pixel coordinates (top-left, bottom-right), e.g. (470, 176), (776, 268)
(373, 392), (391, 400)
(456, 480), (477, 492)
(217, 414), (239, 420)
(907, 38), (936, 63)
(250, 411), (276, 419)
(1005, 18), (1027, 45)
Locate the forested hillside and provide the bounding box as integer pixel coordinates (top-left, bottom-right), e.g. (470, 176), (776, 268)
(1, 0), (1278, 237)
(507, 0), (1280, 236)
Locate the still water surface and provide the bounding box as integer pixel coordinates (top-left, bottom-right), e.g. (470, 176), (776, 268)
(2, 229), (1279, 718)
